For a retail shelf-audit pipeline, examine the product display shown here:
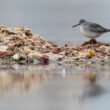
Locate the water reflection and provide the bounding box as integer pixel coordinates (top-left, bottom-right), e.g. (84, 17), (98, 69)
(0, 66), (109, 95)
(0, 72), (48, 94)
(0, 65), (110, 110)
(81, 83), (105, 99)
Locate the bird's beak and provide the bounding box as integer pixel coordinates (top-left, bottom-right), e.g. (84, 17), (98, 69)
(72, 23), (80, 28)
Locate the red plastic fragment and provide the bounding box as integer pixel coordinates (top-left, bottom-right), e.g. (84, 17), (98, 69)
(52, 47), (61, 54)
(0, 51), (14, 58)
(45, 45), (50, 48)
(41, 55), (49, 65)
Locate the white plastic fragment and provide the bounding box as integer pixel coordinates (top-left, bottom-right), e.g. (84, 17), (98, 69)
(0, 46), (8, 52)
(12, 54), (19, 60)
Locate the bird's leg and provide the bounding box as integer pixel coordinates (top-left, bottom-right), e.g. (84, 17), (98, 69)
(91, 39), (94, 44)
(90, 38), (97, 44)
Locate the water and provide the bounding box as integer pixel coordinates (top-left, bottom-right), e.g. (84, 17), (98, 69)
(0, 0), (110, 43)
(0, 65), (109, 110)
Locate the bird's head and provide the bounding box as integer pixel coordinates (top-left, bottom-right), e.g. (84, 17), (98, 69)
(72, 19), (86, 28)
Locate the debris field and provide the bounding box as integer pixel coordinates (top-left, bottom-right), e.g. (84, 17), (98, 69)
(0, 26), (110, 65)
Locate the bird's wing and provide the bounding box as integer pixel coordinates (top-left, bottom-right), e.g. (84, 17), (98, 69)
(88, 23), (107, 33)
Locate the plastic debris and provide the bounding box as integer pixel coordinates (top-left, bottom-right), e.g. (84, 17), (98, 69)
(88, 50), (95, 57)
(0, 26), (110, 65)
(41, 55), (49, 65)
(12, 54), (19, 60)
(0, 46), (8, 52)
(29, 52), (37, 57)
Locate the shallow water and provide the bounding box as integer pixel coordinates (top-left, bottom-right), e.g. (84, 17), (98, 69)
(0, 64), (110, 110)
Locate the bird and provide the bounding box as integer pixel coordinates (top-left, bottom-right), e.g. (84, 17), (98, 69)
(72, 19), (110, 39)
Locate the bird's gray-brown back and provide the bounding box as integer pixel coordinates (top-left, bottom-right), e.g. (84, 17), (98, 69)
(82, 21), (110, 33)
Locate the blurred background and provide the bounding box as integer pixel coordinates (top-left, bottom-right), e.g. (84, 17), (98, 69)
(0, 0), (110, 43)
(0, 1), (110, 110)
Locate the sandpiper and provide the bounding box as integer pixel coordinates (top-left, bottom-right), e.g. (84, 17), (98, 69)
(72, 19), (110, 39)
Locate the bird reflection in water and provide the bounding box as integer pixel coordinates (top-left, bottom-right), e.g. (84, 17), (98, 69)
(84, 72), (97, 84)
(80, 72), (105, 102)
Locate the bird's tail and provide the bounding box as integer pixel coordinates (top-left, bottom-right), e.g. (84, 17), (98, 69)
(106, 29), (110, 32)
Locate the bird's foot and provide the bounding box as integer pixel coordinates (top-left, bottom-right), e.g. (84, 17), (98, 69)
(82, 39), (97, 46)
(90, 39), (97, 44)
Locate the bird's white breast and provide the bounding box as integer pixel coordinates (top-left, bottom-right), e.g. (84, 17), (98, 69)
(80, 25), (102, 38)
